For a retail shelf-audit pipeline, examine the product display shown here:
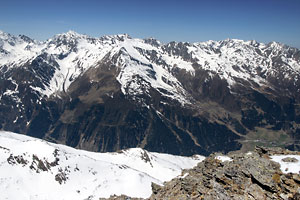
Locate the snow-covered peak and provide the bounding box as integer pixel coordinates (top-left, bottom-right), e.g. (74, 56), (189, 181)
(114, 33), (132, 40)
(64, 30), (83, 37)
(0, 31), (36, 45)
(223, 38), (245, 43)
(46, 30), (93, 53)
(0, 30), (14, 40)
(53, 30), (86, 39)
(0, 131), (204, 199)
(97, 34), (132, 44)
(196, 38), (260, 49)
(144, 37), (162, 47)
(0, 31), (20, 46)
(18, 34), (35, 44)
(267, 41), (283, 48)
(188, 38), (300, 87)
(244, 39), (260, 46)
(0, 31), (36, 47)
(110, 37), (194, 105)
(0, 31), (45, 68)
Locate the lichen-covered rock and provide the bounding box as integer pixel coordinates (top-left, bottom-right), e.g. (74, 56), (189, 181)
(282, 157), (299, 163)
(100, 195), (145, 200)
(149, 147), (300, 200)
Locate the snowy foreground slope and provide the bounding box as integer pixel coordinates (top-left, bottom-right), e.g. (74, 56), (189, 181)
(0, 131), (204, 199)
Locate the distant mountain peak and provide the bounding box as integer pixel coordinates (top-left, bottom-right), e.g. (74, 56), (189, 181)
(0, 30), (15, 41)
(60, 30), (84, 37)
(223, 38), (244, 43)
(114, 33), (132, 41)
(18, 34), (35, 43)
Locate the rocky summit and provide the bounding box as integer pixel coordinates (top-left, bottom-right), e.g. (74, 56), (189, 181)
(149, 147), (300, 200)
(1, 30), (300, 156)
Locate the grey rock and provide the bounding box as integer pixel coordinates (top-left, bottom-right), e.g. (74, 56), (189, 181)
(149, 147), (300, 200)
(282, 157), (299, 163)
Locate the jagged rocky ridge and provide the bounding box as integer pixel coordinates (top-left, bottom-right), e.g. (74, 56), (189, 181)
(1, 30), (300, 155)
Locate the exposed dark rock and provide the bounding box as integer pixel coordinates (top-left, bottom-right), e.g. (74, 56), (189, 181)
(7, 154), (28, 166)
(55, 166), (70, 184)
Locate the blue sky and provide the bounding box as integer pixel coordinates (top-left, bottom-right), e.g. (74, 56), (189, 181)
(0, 0), (300, 48)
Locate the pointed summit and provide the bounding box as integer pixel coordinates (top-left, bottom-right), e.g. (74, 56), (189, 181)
(19, 34), (34, 43)
(144, 37), (161, 47)
(54, 30), (85, 39)
(48, 30), (87, 51)
(114, 33), (131, 41)
(64, 30), (83, 37)
(0, 30), (13, 40)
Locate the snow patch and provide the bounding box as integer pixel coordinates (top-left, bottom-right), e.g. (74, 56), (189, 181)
(215, 155), (233, 162)
(271, 155), (300, 174)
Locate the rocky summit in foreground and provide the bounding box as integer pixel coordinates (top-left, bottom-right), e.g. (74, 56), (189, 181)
(149, 146), (300, 200)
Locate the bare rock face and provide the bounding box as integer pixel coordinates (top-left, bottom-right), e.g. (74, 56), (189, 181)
(149, 147), (300, 200)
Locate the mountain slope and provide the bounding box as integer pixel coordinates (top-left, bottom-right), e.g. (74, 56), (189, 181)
(0, 131), (204, 199)
(1, 30), (300, 155)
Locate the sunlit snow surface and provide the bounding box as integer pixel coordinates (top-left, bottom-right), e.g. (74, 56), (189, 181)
(271, 155), (300, 174)
(0, 131), (204, 199)
(215, 155), (233, 162)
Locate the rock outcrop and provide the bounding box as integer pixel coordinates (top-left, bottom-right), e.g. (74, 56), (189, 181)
(148, 147), (300, 200)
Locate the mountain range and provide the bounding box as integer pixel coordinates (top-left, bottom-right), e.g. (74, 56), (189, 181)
(0, 30), (300, 156)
